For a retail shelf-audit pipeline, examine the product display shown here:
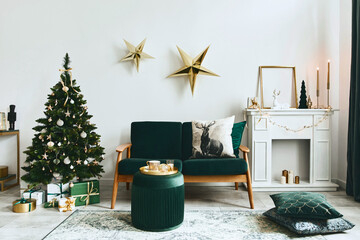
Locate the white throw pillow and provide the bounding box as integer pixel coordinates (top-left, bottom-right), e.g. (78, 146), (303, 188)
(191, 116), (235, 158)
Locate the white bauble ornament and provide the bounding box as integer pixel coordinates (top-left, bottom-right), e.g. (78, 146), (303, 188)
(41, 129), (46, 134)
(80, 131), (87, 138)
(58, 142), (62, 146)
(47, 141), (54, 147)
(53, 159), (60, 165)
(70, 99), (74, 104)
(64, 157), (71, 165)
(62, 86), (69, 92)
(73, 115), (75, 118)
(84, 160), (88, 165)
(48, 117), (52, 122)
(53, 172), (60, 178)
(42, 167), (45, 171)
(70, 165), (74, 170)
(57, 119), (64, 126)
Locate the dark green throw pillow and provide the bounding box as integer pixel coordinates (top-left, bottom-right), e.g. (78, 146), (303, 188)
(263, 208), (354, 235)
(270, 192), (343, 220)
(232, 121), (246, 158)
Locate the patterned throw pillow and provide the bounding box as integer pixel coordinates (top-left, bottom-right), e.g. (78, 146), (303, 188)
(263, 208), (354, 235)
(270, 192), (343, 219)
(191, 116), (235, 158)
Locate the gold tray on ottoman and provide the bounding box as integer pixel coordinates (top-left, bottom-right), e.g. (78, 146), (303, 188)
(139, 166), (178, 176)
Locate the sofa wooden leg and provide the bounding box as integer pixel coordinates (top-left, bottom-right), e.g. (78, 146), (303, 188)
(246, 172), (254, 209)
(235, 182), (239, 190)
(126, 182), (130, 190)
(111, 179), (119, 209)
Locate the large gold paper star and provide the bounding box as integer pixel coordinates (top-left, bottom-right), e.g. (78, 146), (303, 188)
(167, 45), (219, 95)
(120, 39), (154, 72)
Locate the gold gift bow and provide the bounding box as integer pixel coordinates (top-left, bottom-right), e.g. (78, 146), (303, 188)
(47, 199), (57, 207)
(58, 68), (80, 106)
(71, 181), (99, 207)
(58, 197), (75, 212)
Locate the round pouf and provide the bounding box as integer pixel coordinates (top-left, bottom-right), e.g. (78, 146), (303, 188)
(131, 171), (184, 231)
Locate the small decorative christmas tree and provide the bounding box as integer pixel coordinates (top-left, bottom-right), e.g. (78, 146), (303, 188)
(298, 80), (308, 109)
(22, 54), (105, 187)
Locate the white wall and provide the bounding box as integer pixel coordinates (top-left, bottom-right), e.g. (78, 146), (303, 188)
(0, 0), (349, 185)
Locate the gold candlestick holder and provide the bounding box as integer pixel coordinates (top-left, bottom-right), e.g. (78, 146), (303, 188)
(317, 90), (320, 109)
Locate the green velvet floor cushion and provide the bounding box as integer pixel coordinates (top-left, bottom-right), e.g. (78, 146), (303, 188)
(131, 122), (182, 159)
(118, 158), (183, 175)
(264, 208), (354, 235)
(270, 192), (343, 220)
(182, 158), (247, 175)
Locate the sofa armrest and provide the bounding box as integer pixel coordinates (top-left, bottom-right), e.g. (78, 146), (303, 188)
(239, 145), (250, 153)
(116, 143), (132, 153)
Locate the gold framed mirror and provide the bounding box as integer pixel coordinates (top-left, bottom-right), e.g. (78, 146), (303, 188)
(259, 66), (298, 109)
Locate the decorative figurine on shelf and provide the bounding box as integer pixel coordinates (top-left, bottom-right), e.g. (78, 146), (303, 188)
(298, 80), (308, 109)
(8, 105), (16, 130)
(272, 89), (290, 109)
(308, 95), (313, 109)
(248, 97), (259, 109)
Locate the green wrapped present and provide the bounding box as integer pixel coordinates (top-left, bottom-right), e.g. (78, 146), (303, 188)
(44, 199), (59, 208)
(70, 180), (100, 206)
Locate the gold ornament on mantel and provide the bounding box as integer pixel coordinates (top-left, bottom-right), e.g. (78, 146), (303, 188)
(167, 45), (219, 95)
(120, 38), (154, 72)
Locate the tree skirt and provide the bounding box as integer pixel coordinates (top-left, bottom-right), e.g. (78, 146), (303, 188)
(43, 210), (325, 240)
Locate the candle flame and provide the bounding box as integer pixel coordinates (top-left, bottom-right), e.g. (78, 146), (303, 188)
(317, 67), (319, 70)
(328, 60), (330, 62)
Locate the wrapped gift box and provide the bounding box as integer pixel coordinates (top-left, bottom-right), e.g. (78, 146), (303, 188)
(21, 189), (46, 206)
(12, 198), (36, 213)
(58, 197), (75, 212)
(47, 183), (69, 202)
(70, 180), (100, 206)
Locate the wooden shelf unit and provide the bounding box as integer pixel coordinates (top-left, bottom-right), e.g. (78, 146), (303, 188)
(0, 130), (20, 191)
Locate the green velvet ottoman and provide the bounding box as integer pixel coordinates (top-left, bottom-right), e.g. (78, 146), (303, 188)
(131, 171), (184, 231)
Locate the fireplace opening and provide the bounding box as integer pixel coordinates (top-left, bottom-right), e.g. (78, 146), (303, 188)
(271, 139), (310, 183)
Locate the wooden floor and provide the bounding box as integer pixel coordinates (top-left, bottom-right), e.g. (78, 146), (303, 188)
(0, 182), (359, 240)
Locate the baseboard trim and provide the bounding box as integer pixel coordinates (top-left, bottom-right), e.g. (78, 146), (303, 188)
(332, 178), (346, 190)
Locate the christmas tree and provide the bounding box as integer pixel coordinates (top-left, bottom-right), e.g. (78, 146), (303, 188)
(22, 54), (105, 187)
(298, 80), (308, 109)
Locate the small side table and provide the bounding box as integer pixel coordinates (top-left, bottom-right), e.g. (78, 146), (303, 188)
(131, 171), (184, 231)
(0, 130), (20, 191)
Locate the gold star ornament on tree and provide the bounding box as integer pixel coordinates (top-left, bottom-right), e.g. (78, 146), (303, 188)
(120, 38), (154, 72)
(167, 45), (219, 95)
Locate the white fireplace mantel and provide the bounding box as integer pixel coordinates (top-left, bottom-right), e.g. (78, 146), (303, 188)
(245, 108), (339, 191)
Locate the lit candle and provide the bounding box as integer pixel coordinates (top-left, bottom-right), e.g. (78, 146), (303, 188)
(327, 60), (330, 90)
(317, 67), (320, 97)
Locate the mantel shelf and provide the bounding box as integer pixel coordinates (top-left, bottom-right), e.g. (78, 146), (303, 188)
(246, 108), (339, 116)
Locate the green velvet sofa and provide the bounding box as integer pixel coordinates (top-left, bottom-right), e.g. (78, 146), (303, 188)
(111, 121), (254, 209)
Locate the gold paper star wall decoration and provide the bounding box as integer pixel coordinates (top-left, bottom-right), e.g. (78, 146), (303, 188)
(120, 39), (154, 72)
(167, 45), (219, 95)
